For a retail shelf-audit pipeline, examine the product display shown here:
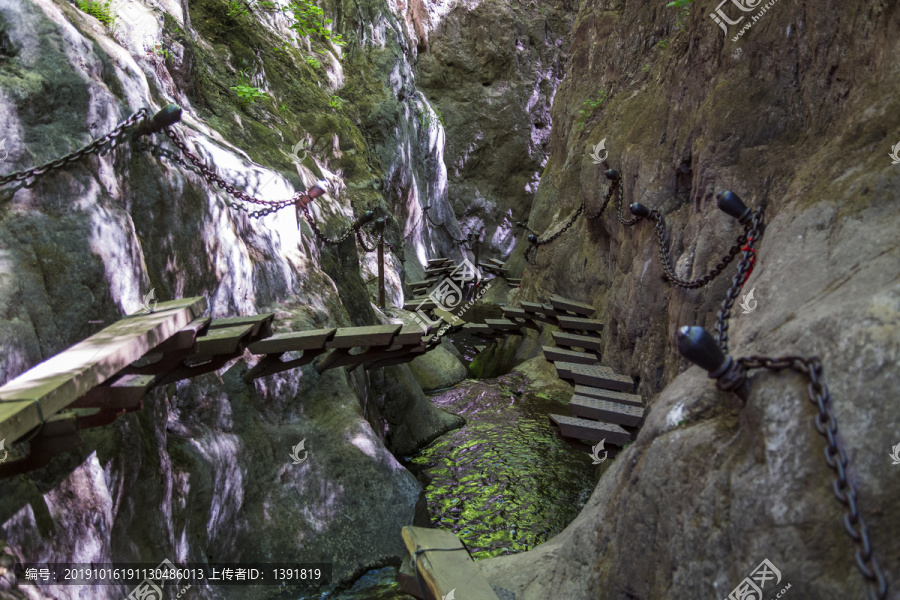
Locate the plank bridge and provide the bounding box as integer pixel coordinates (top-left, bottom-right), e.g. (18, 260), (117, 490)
(0, 297), (436, 478)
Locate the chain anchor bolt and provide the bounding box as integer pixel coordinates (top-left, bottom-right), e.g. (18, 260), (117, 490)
(135, 104), (183, 137)
(676, 326), (749, 403)
(604, 169), (620, 181)
(629, 202), (652, 219)
(716, 191), (753, 225)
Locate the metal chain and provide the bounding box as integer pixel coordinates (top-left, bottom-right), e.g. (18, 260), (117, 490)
(301, 205), (362, 245)
(714, 211), (764, 353)
(524, 177), (620, 264)
(737, 356), (888, 600)
(164, 127), (303, 210)
(0, 109), (150, 187)
(423, 205), (468, 244)
(356, 229), (380, 253)
(615, 181), (641, 226)
(649, 209), (752, 289)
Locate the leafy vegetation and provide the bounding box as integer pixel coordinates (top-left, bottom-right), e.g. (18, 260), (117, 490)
(665, 0), (692, 6)
(656, 38), (670, 49)
(329, 95), (345, 110)
(226, 1), (250, 18)
(286, 1), (344, 46)
(153, 45), (173, 61)
(419, 105), (445, 130)
(230, 69), (267, 105)
(575, 90), (607, 131)
(75, 0), (116, 27)
(305, 56), (321, 69)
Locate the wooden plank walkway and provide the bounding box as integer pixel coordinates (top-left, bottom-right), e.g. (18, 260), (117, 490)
(0, 297), (206, 445)
(401, 526), (500, 600)
(548, 414), (632, 445)
(556, 316), (604, 332)
(573, 385), (643, 407)
(552, 330), (603, 351)
(569, 395), (644, 427)
(549, 294), (595, 317)
(542, 346), (598, 365)
(555, 362), (634, 392)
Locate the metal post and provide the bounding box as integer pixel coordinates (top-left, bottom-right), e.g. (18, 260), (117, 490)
(375, 218), (386, 309)
(676, 326), (749, 403)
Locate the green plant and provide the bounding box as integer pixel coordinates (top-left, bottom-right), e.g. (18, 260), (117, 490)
(230, 69), (266, 104)
(665, 0), (692, 6)
(285, 1), (344, 46)
(226, 0), (249, 18)
(76, 0), (116, 26)
(153, 45), (173, 61)
(656, 37), (670, 49)
(305, 56), (321, 69)
(641, 63), (651, 72)
(675, 6), (690, 28)
(328, 95), (344, 110)
(575, 90), (607, 130)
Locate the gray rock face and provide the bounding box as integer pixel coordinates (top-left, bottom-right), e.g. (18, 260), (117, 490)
(0, 0), (476, 595)
(407, 340), (468, 391)
(413, 0), (576, 263)
(479, 0), (900, 597)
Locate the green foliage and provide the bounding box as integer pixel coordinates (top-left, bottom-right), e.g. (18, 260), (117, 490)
(656, 38), (670, 49)
(230, 69), (267, 104)
(153, 45), (173, 61)
(328, 95), (345, 110)
(305, 56), (321, 69)
(575, 90), (607, 131)
(641, 63), (651, 72)
(286, 1), (344, 46)
(226, 1), (249, 18)
(419, 106), (444, 130)
(76, 0), (116, 26)
(665, 0), (692, 6)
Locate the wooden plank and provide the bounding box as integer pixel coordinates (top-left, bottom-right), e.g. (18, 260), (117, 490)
(573, 385), (643, 407)
(519, 302), (545, 314)
(542, 346), (598, 365)
(395, 325), (430, 345)
(401, 527), (501, 600)
(486, 258), (505, 267)
(484, 318), (519, 331)
(326, 325), (401, 349)
(556, 316), (604, 332)
(154, 317), (211, 352)
(555, 362), (634, 392)
(71, 374), (155, 409)
(502, 307), (530, 320)
(552, 330), (603, 351)
(194, 324), (254, 356)
(569, 395), (645, 427)
(247, 328), (336, 355)
(549, 294), (595, 317)
(404, 300), (437, 311)
(541, 303), (562, 316)
(207, 313), (275, 337)
(0, 297), (206, 444)
(548, 414), (631, 445)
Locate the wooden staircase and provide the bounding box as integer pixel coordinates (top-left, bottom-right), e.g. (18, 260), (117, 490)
(0, 297), (438, 477)
(534, 295), (645, 452)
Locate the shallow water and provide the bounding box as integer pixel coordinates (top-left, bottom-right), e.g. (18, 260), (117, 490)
(317, 372), (597, 599)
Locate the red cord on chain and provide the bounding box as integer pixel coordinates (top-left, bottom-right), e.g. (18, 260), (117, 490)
(741, 237), (756, 284)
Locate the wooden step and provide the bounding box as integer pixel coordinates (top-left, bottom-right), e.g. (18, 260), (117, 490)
(394, 325), (431, 345)
(519, 301), (545, 314)
(554, 362), (634, 392)
(502, 307), (532, 321)
(552, 330), (603, 351)
(573, 385), (643, 407)
(549, 294), (595, 317)
(404, 299), (437, 311)
(548, 414), (631, 445)
(326, 325), (401, 349)
(427, 258), (453, 266)
(556, 316), (604, 332)
(484, 318), (520, 331)
(486, 258), (505, 267)
(194, 324), (255, 356)
(569, 395), (644, 427)
(248, 328), (336, 354)
(542, 346), (598, 365)
(401, 526), (501, 600)
(462, 324), (493, 334)
(506, 278), (522, 286)
(0, 296), (207, 444)
(208, 313), (275, 337)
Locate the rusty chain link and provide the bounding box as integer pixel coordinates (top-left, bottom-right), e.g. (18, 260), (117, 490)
(737, 356), (888, 600)
(0, 108), (151, 187)
(647, 208), (753, 289)
(714, 211), (764, 354)
(524, 177), (621, 264)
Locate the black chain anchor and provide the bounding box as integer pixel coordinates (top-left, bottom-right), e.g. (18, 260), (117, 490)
(675, 191), (888, 600)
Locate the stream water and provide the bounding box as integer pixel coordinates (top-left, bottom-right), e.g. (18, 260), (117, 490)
(317, 350), (598, 599)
